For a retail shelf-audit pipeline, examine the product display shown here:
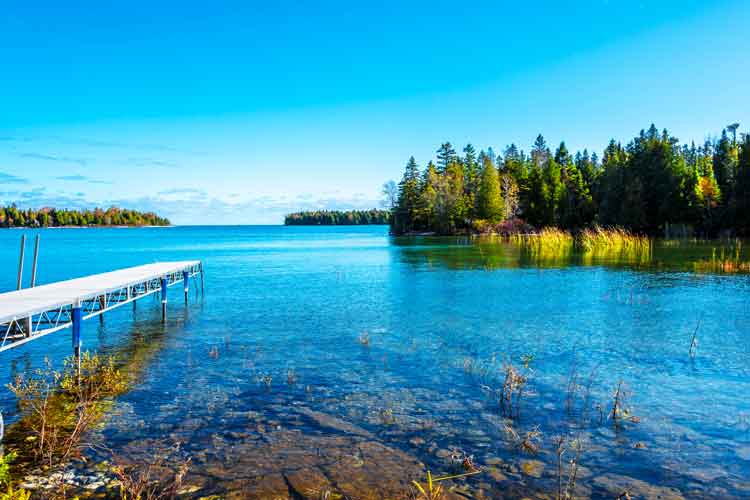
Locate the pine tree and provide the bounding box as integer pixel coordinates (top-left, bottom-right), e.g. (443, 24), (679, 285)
(463, 144), (480, 218)
(477, 156), (504, 222)
(436, 142), (457, 173)
(734, 134), (750, 233)
(713, 129), (737, 198)
(393, 156), (421, 234)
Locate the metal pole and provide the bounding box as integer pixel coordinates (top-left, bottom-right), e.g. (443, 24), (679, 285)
(200, 263), (205, 295)
(99, 295), (105, 323)
(72, 302), (82, 370)
(30, 234), (40, 287)
(183, 270), (189, 304)
(16, 235), (26, 290)
(161, 277), (168, 321)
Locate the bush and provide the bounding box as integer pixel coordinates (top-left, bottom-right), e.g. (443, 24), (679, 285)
(6, 353), (129, 468)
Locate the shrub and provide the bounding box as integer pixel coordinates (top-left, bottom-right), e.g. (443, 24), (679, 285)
(6, 353), (129, 468)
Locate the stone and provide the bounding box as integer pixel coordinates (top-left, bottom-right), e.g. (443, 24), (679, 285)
(284, 468), (331, 499)
(592, 473), (685, 499)
(295, 408), (375, 439)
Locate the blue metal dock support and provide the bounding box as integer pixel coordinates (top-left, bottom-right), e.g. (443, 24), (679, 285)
(183, 270), (189, 303)
(72, 302), (82, 360)
(161, 277), (168, 321)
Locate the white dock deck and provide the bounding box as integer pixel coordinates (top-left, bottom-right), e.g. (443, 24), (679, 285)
(0, 261), (202, 351)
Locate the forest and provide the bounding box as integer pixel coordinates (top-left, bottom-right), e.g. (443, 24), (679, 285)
(391, 123), (749, 237)
(0, 205), (170, 227)
(285, 209), (390, 225)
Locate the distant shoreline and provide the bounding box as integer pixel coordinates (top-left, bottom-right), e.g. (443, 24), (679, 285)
(0, 224), (172, 229)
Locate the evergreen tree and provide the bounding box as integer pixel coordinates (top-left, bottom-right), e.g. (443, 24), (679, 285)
(463, 144), (480, 218)
(734, 134), (750, 233)
(436, 142), (457, 173)
(476, 155), (504, 222)
(393, 156), (421, 233)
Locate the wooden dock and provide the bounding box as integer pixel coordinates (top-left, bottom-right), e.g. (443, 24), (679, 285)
(0, 261), (203, 352)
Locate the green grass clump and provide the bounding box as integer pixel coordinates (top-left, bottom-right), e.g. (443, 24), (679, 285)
(514, 226), (651, 265)
(578, 226), (651, 260)
(514, 228), (574, 263)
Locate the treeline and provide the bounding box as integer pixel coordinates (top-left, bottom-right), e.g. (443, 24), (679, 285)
(0, 205), (170, 227)
(285, 209), (390, 225)
(392, 123), (750, 236)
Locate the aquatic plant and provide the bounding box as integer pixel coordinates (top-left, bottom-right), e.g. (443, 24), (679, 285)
(208, 346), (219, 359)
(689, 317), (701, 358)
(412, 469), (482, 500)
(6, 353), (129, 469)
(693, 239), (750, 273)
(258, 374), (273, 389)
(411, 471), (443, 500)
(358, 331), (370, 347)
(514, 228), (574, 263)
(578, 226), (651, 259)
(503, 423), (542, 454)
(111, 454), (190, 500)
(447, 449), (481, 473)
(378, 407), (396, 425)
(609, 380), (638, 426)
(513, 226), (652, 266)
(500, 360), (529, 418)
(554, 435), (583, 500)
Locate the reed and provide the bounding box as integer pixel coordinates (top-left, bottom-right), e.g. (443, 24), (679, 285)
(514, 226), (652, 264)
(693, 239), (750, 273)
(514, 228), (574, 261)
(577, 226), (651, 258)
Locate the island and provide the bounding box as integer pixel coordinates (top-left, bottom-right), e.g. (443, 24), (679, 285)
(284, 209), (390, 225)
(0, 206), (170, 227)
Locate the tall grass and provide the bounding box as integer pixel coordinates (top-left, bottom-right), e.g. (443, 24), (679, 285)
(514, 226), (651, 264)
(693, 239), (750, 273)
(578, 226), (651, 261)
(513, 228), (574, 262)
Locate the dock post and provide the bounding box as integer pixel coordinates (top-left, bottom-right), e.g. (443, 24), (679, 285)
(200, 263), (205, 295)
(183, 270), (189, 304)
(72, 302), (82, 368)
(99, 295), (105, 323)
(161, 277), (168, 321)
(16, 235), (26, 291)
(30, 235), (40, 287)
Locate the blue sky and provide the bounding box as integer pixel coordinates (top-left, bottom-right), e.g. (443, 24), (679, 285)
(1, 1), (748, 224)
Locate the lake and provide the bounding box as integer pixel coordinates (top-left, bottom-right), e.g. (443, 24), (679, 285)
(1, 226), (749, 499)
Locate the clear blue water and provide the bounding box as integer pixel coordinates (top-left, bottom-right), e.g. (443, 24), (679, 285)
(1, 226), (749, 498)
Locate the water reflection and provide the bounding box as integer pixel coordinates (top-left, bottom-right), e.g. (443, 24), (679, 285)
(395, 235), (750, 274)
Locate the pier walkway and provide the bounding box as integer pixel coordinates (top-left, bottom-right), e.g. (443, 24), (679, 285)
(0, 261), (203, 352)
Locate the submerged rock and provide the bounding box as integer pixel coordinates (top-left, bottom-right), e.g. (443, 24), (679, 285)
(592, 473), (685, 499)
(294, 407), (376, 439)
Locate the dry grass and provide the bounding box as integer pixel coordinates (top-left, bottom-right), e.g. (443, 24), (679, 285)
(111, 453), (190, 500)
(500, 361), (528, 418)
